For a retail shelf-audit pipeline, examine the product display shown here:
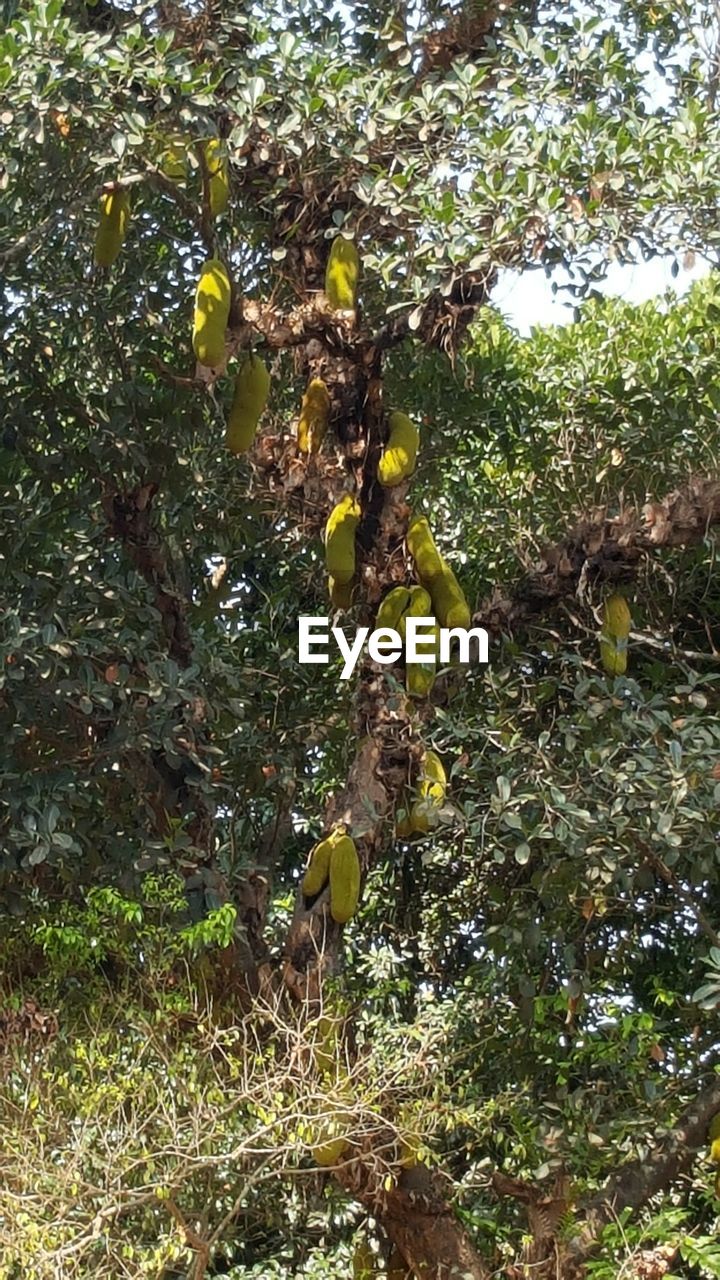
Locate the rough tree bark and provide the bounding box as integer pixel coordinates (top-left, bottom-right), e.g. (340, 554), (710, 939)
(476, 475), (720, 635)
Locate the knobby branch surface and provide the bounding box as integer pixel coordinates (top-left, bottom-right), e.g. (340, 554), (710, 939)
(476, 476), (720, 634)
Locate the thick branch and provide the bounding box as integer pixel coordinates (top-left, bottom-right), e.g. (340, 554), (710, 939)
(419, 0), (519, 78)
(102, 482), (193, 666)
(475, 475), (720, 634)
(566, 1072), (720, 1274)
(341, 1160), (492, 1280)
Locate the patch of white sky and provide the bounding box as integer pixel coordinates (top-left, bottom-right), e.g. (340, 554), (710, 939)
(488, 3), (716, 333)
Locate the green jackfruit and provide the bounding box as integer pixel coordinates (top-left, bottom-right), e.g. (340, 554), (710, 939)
(406, 623), (440, 701)
(329, 576), (354, 611)
(600, 594), (631, 675)
(419, 749), (446, 802)
(378, 411), (419, 488)
(192, 258), (231, 368)
(159, 132), (187, 180)
(410, 749), (446, 832)
(94, 188), (130, 268)
(329, 834), (361, 924)
(600, 637), (627, 677)
(429, 562), (471, 629)
(313, 1014), (339, 1078)
(325, 236), (359, 310)
(311, 1110), (351, 1166)
(406, 660), (435, 700)
(298, 378), (331, 454)
(326, 494), (361, 585)
(407, 515), (470, 628)
(312, 992), (351, 1079)
(604, 593), (631, 640)
(226, 354), (270, 454)
(407, 514), (443, 582)
(398, 585), (432, 640)
(302, 828), (346, 897)
(204, 138), (229, 217)
(376, 586), (411, 632)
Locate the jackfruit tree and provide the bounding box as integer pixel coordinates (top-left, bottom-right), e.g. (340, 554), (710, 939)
(2, 0), (720, 1277)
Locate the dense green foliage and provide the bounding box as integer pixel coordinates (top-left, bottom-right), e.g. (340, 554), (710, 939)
(2, 0), (720, 1276)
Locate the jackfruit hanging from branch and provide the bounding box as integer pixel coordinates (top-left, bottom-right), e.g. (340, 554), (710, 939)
(328, 833), (361, 924)
(599, 592), (631, 677)
(326, 494), (361, 585)
(302, 827), (348, 898)
(226, 354), (270, 454)
(406, 623), (440, 700)
(378, 411), (419, 488)
(325, 235), (359, 311)
(94, 187), (131, 268)
(192, 258), (231, 368)
(410, 749), (447, 832)
(407, 513), (471, 629)
(297, 378), (331, 454)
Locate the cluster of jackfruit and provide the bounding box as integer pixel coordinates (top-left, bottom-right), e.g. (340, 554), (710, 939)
(302, 826), (361, 924)
(374, 583), (439, 698)
(599, 592), (631, 677)
(407, 513), (471, 630)
(370, 514), (470, 700)
(159, 133), (229, 216)
(293, 235), (359, 480)
(396, 749), (447, 838)
(306, 996), (356, 1166)
(189, 258), (270, 444)
(94, 134), (229, 273)
(300, 238), (418, 611)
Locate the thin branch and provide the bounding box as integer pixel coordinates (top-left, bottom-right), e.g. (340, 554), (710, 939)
(0, 182), (92, 268)
(639, 843), (720, 949)
(629, 629), (720, 665)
